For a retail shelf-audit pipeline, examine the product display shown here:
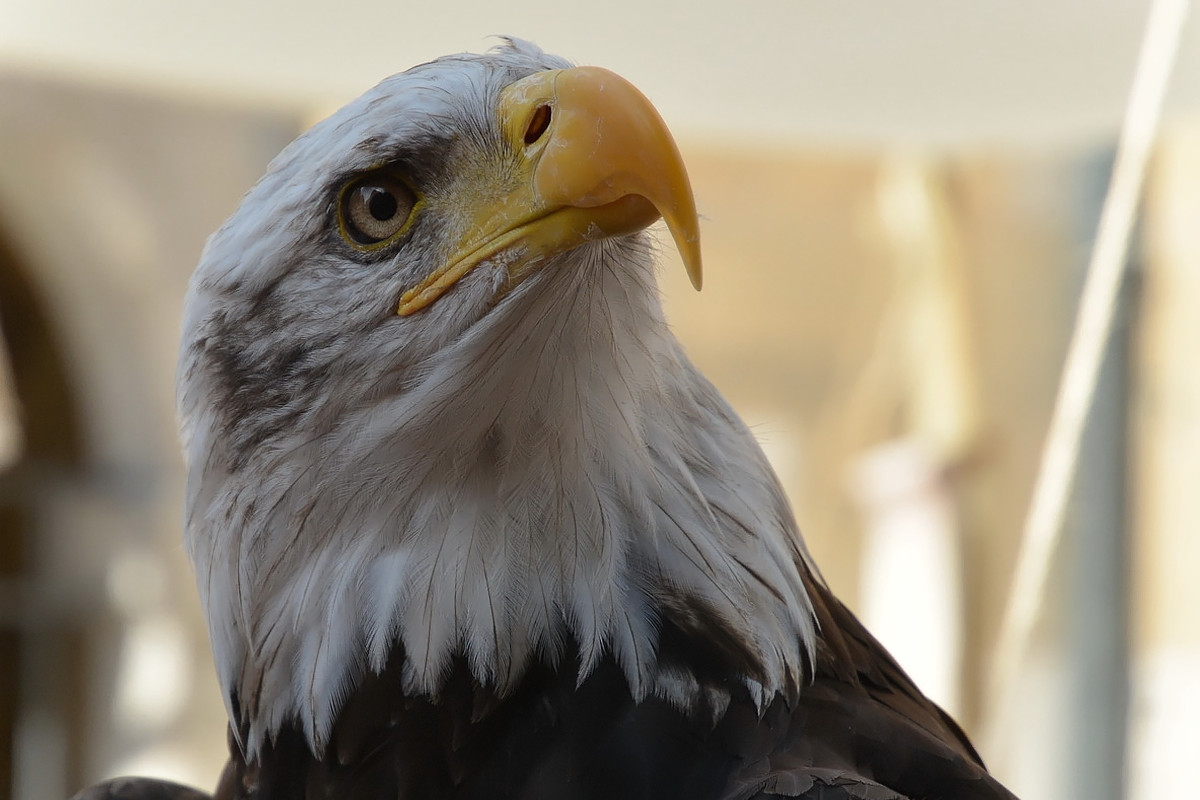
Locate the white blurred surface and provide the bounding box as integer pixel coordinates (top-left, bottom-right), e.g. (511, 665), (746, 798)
(2, 0), (1199, 147)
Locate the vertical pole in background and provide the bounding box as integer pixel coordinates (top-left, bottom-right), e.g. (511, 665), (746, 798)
(1065, 155), (1134, 800)
(986, 0), (1189, 781)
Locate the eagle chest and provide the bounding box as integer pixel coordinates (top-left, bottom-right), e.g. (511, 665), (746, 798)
(220, 653), (767, 800)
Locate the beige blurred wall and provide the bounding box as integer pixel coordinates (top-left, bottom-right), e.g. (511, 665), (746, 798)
(0, 74), (298, 800)
(1133, 120), (1200, 797)
(2, 0), (1200, 148)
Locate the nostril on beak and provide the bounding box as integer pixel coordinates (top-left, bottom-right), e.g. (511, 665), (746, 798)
(524, 105), (552, 146)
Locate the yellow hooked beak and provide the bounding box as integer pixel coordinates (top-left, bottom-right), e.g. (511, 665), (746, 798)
(397, 66), (702, 316)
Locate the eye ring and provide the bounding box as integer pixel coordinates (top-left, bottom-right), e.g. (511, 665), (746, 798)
(337, 171), (419, 248)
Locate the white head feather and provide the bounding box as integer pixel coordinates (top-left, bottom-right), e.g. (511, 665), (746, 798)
(178, 39), (816, 757)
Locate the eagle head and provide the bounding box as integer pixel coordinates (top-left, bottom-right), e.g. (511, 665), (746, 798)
(178, 39), (815, 756)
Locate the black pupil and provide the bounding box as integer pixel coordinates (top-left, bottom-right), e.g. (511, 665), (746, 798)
(367, 187), (398, 221)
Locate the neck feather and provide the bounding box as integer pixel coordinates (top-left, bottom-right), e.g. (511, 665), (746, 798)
(183, 240), (816, 756)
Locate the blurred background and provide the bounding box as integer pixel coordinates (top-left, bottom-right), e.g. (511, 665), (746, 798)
(1, 2), (1198, 799)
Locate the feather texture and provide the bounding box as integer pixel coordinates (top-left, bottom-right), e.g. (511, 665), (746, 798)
(143, 37), (1021, 800)
(179, 73), (817, 748)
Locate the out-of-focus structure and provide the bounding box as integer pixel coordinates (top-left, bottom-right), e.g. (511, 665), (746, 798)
(1, 3), (1198, 800)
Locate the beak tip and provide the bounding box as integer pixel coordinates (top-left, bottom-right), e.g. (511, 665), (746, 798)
(675, 233), (703, 292)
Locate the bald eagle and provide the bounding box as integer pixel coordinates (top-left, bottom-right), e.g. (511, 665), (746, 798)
(72, 40), (1017, 800)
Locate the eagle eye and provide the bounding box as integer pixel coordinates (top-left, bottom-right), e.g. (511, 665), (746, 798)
(338, 172), (418, 247)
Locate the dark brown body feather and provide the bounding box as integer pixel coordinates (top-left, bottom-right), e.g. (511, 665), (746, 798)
(74, 567), (1014, 800)
(68, 778), (211, 800)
